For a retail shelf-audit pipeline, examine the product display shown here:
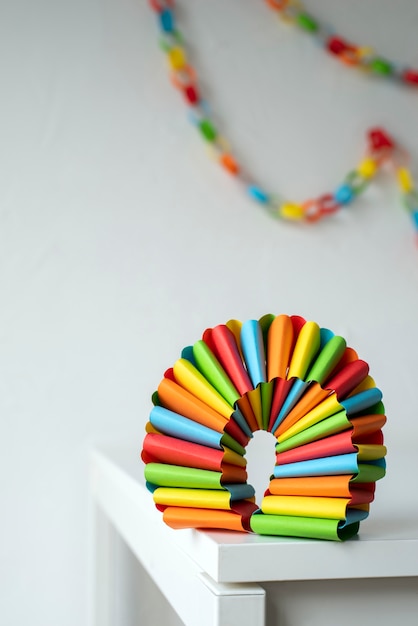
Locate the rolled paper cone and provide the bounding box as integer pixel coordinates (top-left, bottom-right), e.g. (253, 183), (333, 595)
(350, 413), (387, 438)
(210, 324), (253, 395)
(356, 444), (387, 461)
(258, 313), (276, 348)
(348, 375), (375, 396)
(326, 346), (359, 379)
(274, 382), (331, 435)
(173, 358), (234, 418)
(267, 475), (361, 498)
(319, 326), (334, 348)
(306, 335), (347, 384)
(370, 400), (385, 415)
(163, 507), (248, 532)
(246, 387), (264, 430)
(353, 427), (383, 446)
(270, 378), (311, 432)
(268, 378), (294, 432)
(267, 314), (294, 380)
(145, 463), (223, 490)
(181, 345), (196, 367)
(250, 512), (361, 541)
(164, 367), (176, 382)
(224, 417), (251, 448)
(274, 453), (385, 483)
(261, 494), (351, 520)
(192, 339), (241, 406)
(223, 447), (247, 467)
(290, 315), (306, 338)
(273, 452), (360, 478)
(157, 377), (228, 432)
(260, 381), (274, 431)
(163, 500), (258, 531)
(142, 432), (247, 469)
(357, 430), (384, 445)
(352, 460), (386, 483)
(240, 319), (267, 387)
(149, 405), (245, 456)
(287, 321), (321, 380)
(220, 483), (257, 501)
(340, 387), (383, 415)
(152, 487), (247, 510)
(216, 462), (247, 483)
(226, 319), (244, 358)
(351, 499), (372, 511)
(276, 393), (342, 439)
(345, 506), (371, 521)
(231, 407), (254, 439)
(271, 477), (376, 503)
(236, 393), (260, 433)
(220, 433), (246, 456)
(144, 463), (247, 490)
(324, 359), (369, 399)
(202, 327), (216, 354)
(275, 430), (385, 466)
(150, 405), (224, 449)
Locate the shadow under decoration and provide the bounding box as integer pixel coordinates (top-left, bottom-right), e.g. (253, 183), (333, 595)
(142, 314), (386, 541)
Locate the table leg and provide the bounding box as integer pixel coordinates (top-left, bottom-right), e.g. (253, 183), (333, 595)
(199, 572), (265, 626)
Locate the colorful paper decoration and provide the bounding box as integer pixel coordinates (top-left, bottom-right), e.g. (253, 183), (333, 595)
(148, 1), (418, 238)
(142, 314), (387, 541)
(266, 0), (418, 88)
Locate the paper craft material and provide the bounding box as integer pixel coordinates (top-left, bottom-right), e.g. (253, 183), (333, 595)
(142, 314), (386, 541)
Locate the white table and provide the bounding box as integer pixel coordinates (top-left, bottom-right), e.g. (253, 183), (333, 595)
(89, 447), (418, 626)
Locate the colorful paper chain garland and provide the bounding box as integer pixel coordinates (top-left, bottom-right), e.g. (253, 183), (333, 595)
(266, 0), (418, 88)
(142, 314), (387, 541)
(149, 0), (418, 237)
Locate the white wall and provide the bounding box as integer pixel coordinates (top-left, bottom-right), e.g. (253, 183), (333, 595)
(1, 0), (418, 624)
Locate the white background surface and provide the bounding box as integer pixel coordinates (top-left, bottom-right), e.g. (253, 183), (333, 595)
(1, 1), (418, 624)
